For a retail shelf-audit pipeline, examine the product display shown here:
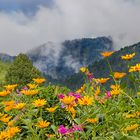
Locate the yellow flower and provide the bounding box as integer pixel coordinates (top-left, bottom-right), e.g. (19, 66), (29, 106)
(32, 99), (47, 107)
(129, 63), (140, 72)
(78, 96), (93, 105)
(124, 124), (139, 131)
(80, 67), (89, 73)
(46, 106), (58, 113)
(33, 78), (46, 84)
(60, 96), (75, 105)
(0, 131), (7, 140)
(27, 83), (38, 89)
(14, 103), (26, 110)
(6, 126), (21, 139)
(121, 53), (135, 60)
(0, 114), (12, 123)
(86, 118), (98, 123)
(66, 106), (76, 118)
(7, 120), (15, 127)
(3, 100), (15, 111)
(110, 85), (122, 95)
(96, 78), (110, 84)
(21, 89), (38, 95)
(101, 51), (114, 58)
(76, 84), (86, 94)
(4, 84), (17, 91)
(114, 72), (126, 79)
(125, 114), (136, 119)
(0, 90), (11, 97)
(36, 120), (50, 128)
(94, 86), (100, 97)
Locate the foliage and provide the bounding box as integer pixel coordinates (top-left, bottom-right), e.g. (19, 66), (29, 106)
(5, 54), (41, 86)
(0, 51), (139, 139)
(0, 61), (10, 85)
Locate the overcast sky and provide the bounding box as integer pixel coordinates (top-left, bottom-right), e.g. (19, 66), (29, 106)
(0, 0), (140, 55)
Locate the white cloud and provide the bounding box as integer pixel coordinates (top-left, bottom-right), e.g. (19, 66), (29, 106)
(0, 0), (140, 55)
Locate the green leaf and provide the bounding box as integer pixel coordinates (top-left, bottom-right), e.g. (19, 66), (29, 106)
(126, 136), (140, 140)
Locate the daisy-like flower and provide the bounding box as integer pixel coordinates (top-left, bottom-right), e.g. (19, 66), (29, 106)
(129, 63), (140, 72)
(121, 53), (135, 60)
(101, 51), (114, 58)
(27, 83), (38, 89)
(80, 67), (89, 73)
(4, 84), (17, 91)
(14, 103), (26, 110)
(33, 78), (46, 84)
(46, 106), (58, 113)
(36, 120), (50, 128)
(6, 126), (21, 139)
(60, 96), (75, 105)
(0, 114), (12, 123)
(3, 100), (15, 111)
(32, 99), (47, 107)
(124, 124), (139, 131)
(21, 89), (38, 95)
(0, 90), (11, 97)
(110, 85), (122, 95)
(86, 118), (98, 123)
(96, 78), (110, 84)
(78, 96), (94, 105)
(113, 72), (126, 79)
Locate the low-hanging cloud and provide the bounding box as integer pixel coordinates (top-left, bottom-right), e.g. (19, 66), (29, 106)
(0, 0), (140, 55)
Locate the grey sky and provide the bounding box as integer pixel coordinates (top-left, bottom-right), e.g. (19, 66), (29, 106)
(0, 0), (140, 55)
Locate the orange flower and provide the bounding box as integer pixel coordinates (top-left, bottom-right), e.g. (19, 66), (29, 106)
(36, 120), (50, 128)
(3, 100), (15, 111)
(94, 86), (100, 97)
(0, 90), (11, 97)
(86, 118), (98, 123)
(114, 72), (126, 79)
(101, 51), (114, 58)
(6, 126), (21, 139)
(33, 78), (46, 84)
(32, 99), (47, 107)
(129, 63), (140, 72)
(121, 53), (135, 60)
(96, 78), (110, 84)
(110, 85), (121, 95)
(124, 124), (139, 131)
(78, 96), (93, 105)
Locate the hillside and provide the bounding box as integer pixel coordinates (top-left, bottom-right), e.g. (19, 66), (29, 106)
(0, 60), (10, 84)
(63, 42), (140, 89)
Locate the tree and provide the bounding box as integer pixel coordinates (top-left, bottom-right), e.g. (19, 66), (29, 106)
(5, 53), (41, 86)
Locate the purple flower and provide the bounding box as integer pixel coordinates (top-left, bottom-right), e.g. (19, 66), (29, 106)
(58, 125), (68, 134)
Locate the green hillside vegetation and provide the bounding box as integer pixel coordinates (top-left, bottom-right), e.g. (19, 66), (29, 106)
(0, 60), (10, 84)
(64, 42), (140, 89)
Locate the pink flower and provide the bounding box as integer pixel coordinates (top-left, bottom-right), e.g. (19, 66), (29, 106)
(72, 124), (84, 131)
(105, 91), (112, 98)
(87, 73), (93, 82)
(58, 94), (65, 99)
(58, 125), (68, 134)
(69, 92), (81, 101)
